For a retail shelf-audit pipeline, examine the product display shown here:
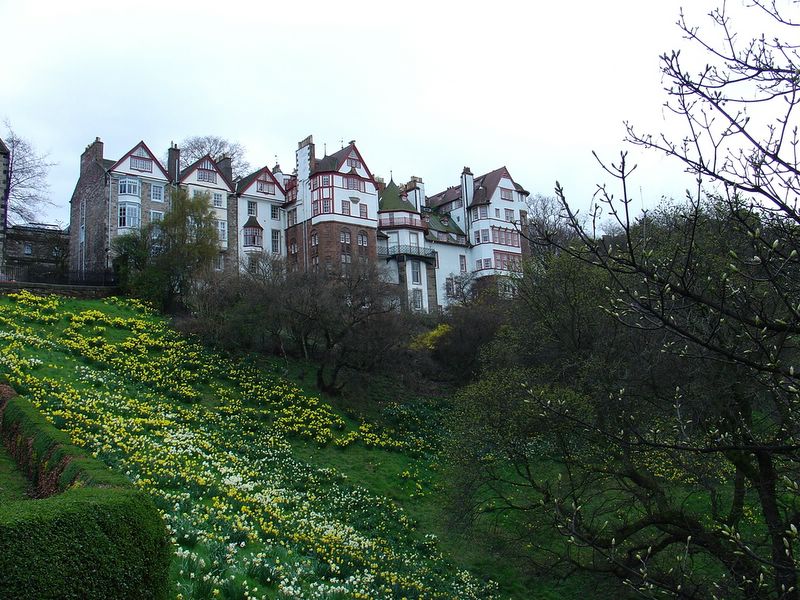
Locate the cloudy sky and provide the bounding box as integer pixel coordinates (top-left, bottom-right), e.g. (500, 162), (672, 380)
(1, 0), (754, 227)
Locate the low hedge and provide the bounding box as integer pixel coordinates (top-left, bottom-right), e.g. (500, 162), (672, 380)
(0, 393), (171, 600)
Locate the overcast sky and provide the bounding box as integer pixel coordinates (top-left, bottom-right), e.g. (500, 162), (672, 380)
(1, 0), (758, 227)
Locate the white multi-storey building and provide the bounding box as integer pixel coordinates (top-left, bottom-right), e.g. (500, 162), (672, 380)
(70, 136), (532, 311)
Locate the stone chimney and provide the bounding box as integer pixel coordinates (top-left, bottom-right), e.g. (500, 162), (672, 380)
(217, 153), (233, 183)
(168, 142), (180, 183)
(296, 135), (315, 181)
(80, 137), (104, 175)
(460, 167), (473, 227)
(406, 176), (425, 210)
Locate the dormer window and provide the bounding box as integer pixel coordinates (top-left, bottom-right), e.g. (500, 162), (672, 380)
(347, 158), (361, 169)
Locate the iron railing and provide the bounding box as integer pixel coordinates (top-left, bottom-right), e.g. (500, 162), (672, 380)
(377, 245), (436, 259)
(0, 265), (117, 286)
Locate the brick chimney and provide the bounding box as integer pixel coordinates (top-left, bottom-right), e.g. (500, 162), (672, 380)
(168, 142), (180, 182)
(217, 153), (233, 183)
(80, 137), (104, 175)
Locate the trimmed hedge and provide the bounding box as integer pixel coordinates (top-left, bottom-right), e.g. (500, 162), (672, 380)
(0, 393), (171, 600)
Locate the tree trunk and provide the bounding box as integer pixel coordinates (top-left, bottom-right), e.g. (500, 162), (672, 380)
(753, 451), (798, 600)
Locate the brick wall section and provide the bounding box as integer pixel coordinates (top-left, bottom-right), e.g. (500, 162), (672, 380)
(0, 143), (9, 262)
(226, 194), (239, 271)
(5, 227), (69, 271)
(287, 220), (377, 270)
(70, 139), (109, 272)
(425, 263), (439, 312)
(310, 221), (377, 268)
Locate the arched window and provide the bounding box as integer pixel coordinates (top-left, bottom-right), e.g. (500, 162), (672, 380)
(357, 231), (368, 247)
(310, 230), (319, 247)
(340, 228), (351, 245)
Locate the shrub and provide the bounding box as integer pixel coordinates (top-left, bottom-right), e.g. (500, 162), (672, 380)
(0, 393), (171, 600)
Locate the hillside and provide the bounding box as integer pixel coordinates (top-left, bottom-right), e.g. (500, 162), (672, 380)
(0, 291), (499, 599)
(0, 291), (618, 599)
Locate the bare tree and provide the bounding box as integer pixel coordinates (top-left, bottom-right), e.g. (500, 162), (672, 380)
(176, 135), (251, 179)
(510, 2), (800, 598)
(2, 120), (55, 225)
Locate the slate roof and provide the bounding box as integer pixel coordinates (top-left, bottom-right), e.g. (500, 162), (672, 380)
(426, 210), (465, 236)
(0, 138), (8, 155)
(242, 216), (262, 230)
(102, 159), (116, 170)
(379, 179), (418, 213)
(426, 166), (529, 209)
(311, 144), (353, 174)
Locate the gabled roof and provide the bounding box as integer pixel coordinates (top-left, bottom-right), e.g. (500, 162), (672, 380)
(236, 164), (286, 196)
(426, 210), (465, 236)
(311, 141), (375, 181)
(427, 166), (529, 209)
(427, 185), (462, 209)
(379, 179), (418, 213)
(179, 154), (234, 192)
(108, 141), (170, 179)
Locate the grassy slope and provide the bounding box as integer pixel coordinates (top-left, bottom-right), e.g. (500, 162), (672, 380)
(0, 446), (30, 501)
(0, 293), (627, 599)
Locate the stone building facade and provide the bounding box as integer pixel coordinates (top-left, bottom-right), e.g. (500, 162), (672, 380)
(4, 223), (69, 280)
(0, 138), (9, 264)
(69, 134), (533, 311)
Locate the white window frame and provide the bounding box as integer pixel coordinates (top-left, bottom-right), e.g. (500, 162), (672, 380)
(271, 229), (281, 253)
(118, 177), (140, 196)
(271, 205), (280, 220)
(198, 169), (217, 183)
(257, 180), (275, 194)
(130, 156), (153, 172)
(216, 220), (227, 242)
(150, 184), (164, 203)
(213, 193), (224, 208)
(411, 260), (421, 285)
(247, 201), (257, 216)
(411, 288), (423, 310)
(118, 202), (141, 229)
(500, 188), (513, 201)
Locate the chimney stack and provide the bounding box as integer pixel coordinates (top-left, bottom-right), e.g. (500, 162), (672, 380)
(80, 137), (104, 175)
(168, 142), (180, 183)
(217, 153), (233, 183)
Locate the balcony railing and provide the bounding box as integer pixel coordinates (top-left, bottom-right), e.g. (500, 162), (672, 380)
(377, 244), (436, 259)
(378, 216), (427, 229)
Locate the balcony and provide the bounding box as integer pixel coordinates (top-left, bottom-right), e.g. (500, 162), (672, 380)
(378, 244), (436, 260)
(378, 216), (427, 229)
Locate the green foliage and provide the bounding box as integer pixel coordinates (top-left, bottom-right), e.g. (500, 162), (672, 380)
(409, 323), (452, 352)
(0, 395), (170, 600)
(114, 186), (218, 311)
